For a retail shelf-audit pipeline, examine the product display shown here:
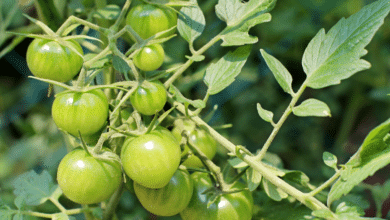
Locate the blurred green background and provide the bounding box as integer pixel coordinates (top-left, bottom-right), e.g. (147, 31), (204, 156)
(1, 0), (390, 219)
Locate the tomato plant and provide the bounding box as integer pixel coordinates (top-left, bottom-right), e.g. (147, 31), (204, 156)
(130, 80), (167, 115)
(121, 127), (181, 189)
(125, 3), (177, 39)
(133, 44), (165, 71)
(133, 168), (193, 216)
(172, 120), (217, 167)
(26, 38), (84, 82)
(51, 89), (108, 139)
(180, 172), (253, 220)
(57, 147), (122, 204)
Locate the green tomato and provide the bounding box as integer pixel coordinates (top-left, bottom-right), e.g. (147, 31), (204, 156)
(172, 120), (217, 168)
(26, 38), (83, 82)
(57, 147), (122, 204)
(126, 4), (177, 39)
(121, 127), (181, 189)
(133, 44), (165, 71)
(52, 89), (108, 138)
(130, 80), (167, 116)
(134, 169), (193, 216)
(180, 172), (254, 220)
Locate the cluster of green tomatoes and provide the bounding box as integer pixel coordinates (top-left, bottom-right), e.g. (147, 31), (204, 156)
(25, 3), (253, 219)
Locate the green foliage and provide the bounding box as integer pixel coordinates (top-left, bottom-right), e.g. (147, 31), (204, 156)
(302, 0), (390, 89)
(2, 0), (390, 219)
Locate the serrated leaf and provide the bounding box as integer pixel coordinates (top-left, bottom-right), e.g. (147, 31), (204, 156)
(323, 152), (338, 169)
(302, 0), (390, 89)
(328, 118), (390, 205)
(112, 55), (131, 74)
(257, 103), (274, 124)
(13, 170), (57, 206)
(215, 0), (275, 27)
(84, 53), (111, 69)
(169, 85), (205, 108)
(228, 157), (248, 169)
(177, 5), (205, 43)
(262, 179), (288, 201)
(204, 45), (250, 95)
(260, 49), (294, 95)
(282, 170), (310, 188)
(216, 0), (274, 46)
(93, 4), (121, 20)
(293, 99), (331, 117)
(246, 167), (262, 191)
(255, 198), (312, 220)
(312, 209), (335, 219)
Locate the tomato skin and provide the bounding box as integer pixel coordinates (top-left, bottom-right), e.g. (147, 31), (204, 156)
(134, 169), (193, 216)
(52, 89), (108, 138)
(26, 38), (83, 82)
(180, 172), (253, 220)
(130, 81), (167, 116)
(126, 4), (177, 39)
(121, 127), (181, 189)
(172, 120), (217, 168)
(57, 147), (122, 204)
(133, 44), (165, 71)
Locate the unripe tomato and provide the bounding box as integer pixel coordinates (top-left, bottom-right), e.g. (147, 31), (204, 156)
(121, 127), (181, 189)
(180, 172), (253, 220)
(126, 4), (177, 39)
(26, 38), (83, 82)
(130, 80), (167, 116)
(57, 147), (122, 204)
(52, 89), (108, 138)
(133, 44), (165, 71)
(172, 120), (217, 168)
(134, 169), (193, 216)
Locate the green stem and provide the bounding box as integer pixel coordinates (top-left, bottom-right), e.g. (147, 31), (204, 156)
(173, 100), (330, 212)
(164, 35), (221, 88)
(49, 197), (67, 213)
(255, 82), (307, 161)
(186, 135), (229, 191)
(111, 0), (132, 32)
(102, 183), (124, 220)
(306, 169), (342, 197)
(56, 16), (107, 36)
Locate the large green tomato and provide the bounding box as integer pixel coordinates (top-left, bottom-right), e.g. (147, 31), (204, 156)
(26, 38), (84, 82)
(180, 172), (254, 220)
(130, 80), (167, 116)
(126, 4), (177, 39)
(134, 169), (193, 216)
(121, 127), (181, 189)
(172, 120), (217, 167)
(57, 147), (122, 204)
(133, 44), (165, 71)
(52, 89), (108, 139)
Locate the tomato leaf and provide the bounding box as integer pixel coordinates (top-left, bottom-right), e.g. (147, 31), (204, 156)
(257, 103), (274, 124)
(254, 197), (312, 220)
(262, 179), (288, 201)
(260, 49), (294, 95)
(169, 85), (205, 109)
(228, 157), (248, 169)
(112, 55), (131, 74)
(177, 4), (205, 44)
(246, 167), (262, 191)
(328, 118), (390, 205)
(216, 0), (275, 46)
(204, 45), (250, 95)
(13, 170), (57, 206)
(323, 152), (337, 169)
(292, 99), (331, 117)
(302, 0), (390, 89)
